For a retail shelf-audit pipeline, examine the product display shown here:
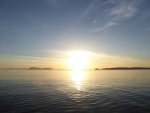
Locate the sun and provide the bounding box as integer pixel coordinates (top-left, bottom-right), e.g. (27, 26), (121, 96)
(67, 50), (89, 70)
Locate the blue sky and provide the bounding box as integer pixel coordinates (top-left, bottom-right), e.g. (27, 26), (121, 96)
(0, 0), (150, 69)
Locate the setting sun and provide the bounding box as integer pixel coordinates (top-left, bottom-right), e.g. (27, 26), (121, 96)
(67, 50), (89, 70)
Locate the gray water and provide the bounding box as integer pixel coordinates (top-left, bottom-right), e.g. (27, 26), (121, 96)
(0, 70), (150, 113)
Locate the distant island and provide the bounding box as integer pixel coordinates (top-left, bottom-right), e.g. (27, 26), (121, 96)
(95, 67), (150, 70)
(1, 67), (54, 70)
(29, 67), (53, 70)
(95, 68), (100, 70)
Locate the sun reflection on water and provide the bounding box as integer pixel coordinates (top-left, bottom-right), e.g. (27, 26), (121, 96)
(71, 70), (85, 90)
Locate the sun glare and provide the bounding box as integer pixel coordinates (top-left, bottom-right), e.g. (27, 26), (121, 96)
(67, 50), (89, 70)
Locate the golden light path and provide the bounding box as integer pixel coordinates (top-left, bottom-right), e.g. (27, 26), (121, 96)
(67, 50), (90, 90)
(71, 70), (85, 90)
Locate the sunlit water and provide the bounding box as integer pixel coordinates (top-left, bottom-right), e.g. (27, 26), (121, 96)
(0, 70), (150, 113)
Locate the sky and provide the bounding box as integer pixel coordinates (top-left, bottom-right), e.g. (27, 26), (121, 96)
(0, 0), (150, 69)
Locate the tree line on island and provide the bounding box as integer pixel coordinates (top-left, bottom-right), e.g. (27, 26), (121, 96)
(29, 67), (53, 70)
(95, 67), (150, 70)
(1, 67), (54, 70)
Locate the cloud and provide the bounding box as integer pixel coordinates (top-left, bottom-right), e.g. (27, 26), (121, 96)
(90, 51), (150, 68)
(81, 1), (96, 18)
(0, 26), (33, 35)
(86, 0), (143, 32)
(90, 22), (116, 32)
(109, 0), (142, 19)
(1, 49), (150, 68)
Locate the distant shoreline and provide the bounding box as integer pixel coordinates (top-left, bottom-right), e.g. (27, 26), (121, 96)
(95, 67), (150, 70)
(0, 67), (150, 71)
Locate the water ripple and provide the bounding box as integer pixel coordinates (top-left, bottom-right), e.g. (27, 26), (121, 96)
(0, 70), (150, 113)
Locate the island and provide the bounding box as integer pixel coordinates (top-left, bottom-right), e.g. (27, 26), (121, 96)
(29, 67), (53, 70)
(95, 68), (100, 70)
(101, 67), (150, 70)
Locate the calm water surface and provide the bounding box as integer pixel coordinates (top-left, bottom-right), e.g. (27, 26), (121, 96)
(0, 70), (150, 113)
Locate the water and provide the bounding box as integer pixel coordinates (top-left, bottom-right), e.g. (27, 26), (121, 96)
(0, 70), (150, 113)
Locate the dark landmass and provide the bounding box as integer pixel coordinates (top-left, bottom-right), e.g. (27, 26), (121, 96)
(95, 68), (100, 70)
(0, 67), (54, 70)
(29, 67), (53, 70)
(42, 68), (53, 70)
(3, 68), (28, 70)
(101, 67), (150, 70)
(29, 67), (41, 70)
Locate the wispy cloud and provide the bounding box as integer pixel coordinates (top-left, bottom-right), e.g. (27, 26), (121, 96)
(0, 26), (33, 35)
(85, 0), (143, 32)
(90, 51), (150, 68)
(81, 1), (97, 18)
(109, 0), (142, 19)
(1, 49), (150, 68)
(0, 20), (34, 35)
(90, 22), (116, 32)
